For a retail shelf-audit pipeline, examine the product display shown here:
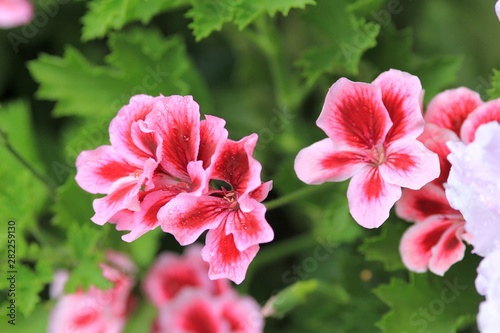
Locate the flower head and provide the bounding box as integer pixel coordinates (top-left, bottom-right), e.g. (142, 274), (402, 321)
(294, 69), (439, 228)
(0, 0), (33, 28)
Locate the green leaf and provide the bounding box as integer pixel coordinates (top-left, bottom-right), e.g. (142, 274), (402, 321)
(82, 0), (189, 41)
(487, 69), (500, 99)
(374, 255), (482, 333)
(29, 28), (207, 118)
(127, 228), (161, 269)
(358, 217), (407, 271)
(124, 301), (157, 333)
(297, 0), (380, 84)
(51, 176), (94, 228)
(14, 263), (53, 317)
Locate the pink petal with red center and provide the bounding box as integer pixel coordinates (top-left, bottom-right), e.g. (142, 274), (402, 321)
(198, 115), (229, 168)
(91, 176), (143, 225)
(428, 222), (466, 275)
(142, 250), (214, 307)
(424, 87), (483, 136)
(145, 95), (201, 180)
(0, 0), (34, 28)
(225, 201), (274, 251)
(207, 134), (262, 195)
(109, 95), (162, 166)
(75, 145), (137, 194)
(417, 124), (459, 186)
(460, 99), (500, 143)
(347, 166), (402, 228)
(294, 138), (365, 185)
(399, 216), (455, 273)
(317, 78), (392, 150)
(372, 69), (424, 143)
(220, 293), (264, 333)
(159, 194), (227, 245)
(156, 290), (222, 333)
(396, 182), (460, 223)
(248, 180), (273, 202)
(379, 139), (439, 190)
(202, 223), (260, 284)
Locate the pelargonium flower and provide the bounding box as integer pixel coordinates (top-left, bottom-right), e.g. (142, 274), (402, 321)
(154, 289), (264, 333)
(446, 121), (500, 257)
(496, 0), (500, 21)
(47, 251), (136, 333)
(159, 134), (274, 284)
(294, 69), (439, 228)
(76, 95), (228, 242)
(143, 245), (229, 307)
(475, 250), (500, 333)
(0, 0), (33, 28)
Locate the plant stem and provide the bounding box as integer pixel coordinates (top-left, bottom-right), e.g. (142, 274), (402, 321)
(265, 184), (333, 210)
(0, 127), (57, 195)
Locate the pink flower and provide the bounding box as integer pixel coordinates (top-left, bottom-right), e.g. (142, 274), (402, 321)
(446, 121), (500, 257)
(154, 289), (264, 333)
(48, 252), (136, 333)
(75, 95), (228, 242)
(143, 245), (229, 307)
(159, 134), (274, 284)
(294, 69), (439, 228)
(0, 0), (33, 28)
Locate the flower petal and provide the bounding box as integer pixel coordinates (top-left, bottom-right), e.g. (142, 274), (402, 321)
(396, 183), (460, 223)
(225, 201), (274, 251)
(202, 224), (259, 284)
(198, 115), (228, 169)
(424, 87), (483, 136)
(379, 139), (440, 190)
(372, 69), (424, 143)
(294, 138), (364, 185)
(75, 146), (137, 194)
(317, 78), (392, 150)
(0, 0), (34, 28)
(346, 166), (402, 228)
(428, 222), (466, 275)
(399, 216), (455, 273)
(460, 99), (500, 143)
(145, 95), (201, 180)
(248, 180), (273, 202)
(159, 194), (227, 246)
(220, 293), (264, 333)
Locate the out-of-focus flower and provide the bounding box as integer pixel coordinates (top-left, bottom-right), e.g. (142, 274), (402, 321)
(294, 69), (439, 228)
(47, 251), (136, 333)
(0, 0), (33, 28)
(496, 1), (500, 21)
(475, 250), (500, 333)
(446, 121), (500, 257)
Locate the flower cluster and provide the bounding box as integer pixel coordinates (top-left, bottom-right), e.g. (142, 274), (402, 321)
(294, 69), (439, 228)
(47, 246), (264, 333)
(48, 251), (137, 333)
(0, 0), (33, 28)
(75, 95), (273, 283)
(144, 245), (264, 333)
(396, 88), (500, 275)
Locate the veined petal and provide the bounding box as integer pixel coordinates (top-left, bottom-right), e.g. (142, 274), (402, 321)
(198, 115), (228, 169)
(429, 222), (466, 276)
(380, 139), (439, 190)
(202, 224), (259, 284)
(159, 194), (227, 246)
(396, 183), (460, 223)
(399, 216), (455, 273)
(248, 180), (273, 202)
(91, 176), (142, 225)
(294, 138), (365, 185)
(346, 166), (402, 228)
(317, 78), (392, 150)
(460, 99), (500, 143)
(109, 95), (161, 166)
(207, 134), (262, 194)
(75, 146), (137, 194)
(145, 95), (201, 180)
(417, 124), (459, 186)
(225, 201), (274, 251)
(424, 87), (483, 136)
(372, 69), (424, 142)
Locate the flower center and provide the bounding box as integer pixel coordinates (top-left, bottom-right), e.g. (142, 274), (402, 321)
(222, 188), (239, 210)
(367, 144), (386, 166)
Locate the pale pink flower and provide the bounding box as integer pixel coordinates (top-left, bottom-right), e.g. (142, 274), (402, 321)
(159, 134), (274, 284)
(475, 250), (500, 333)
(496, 1), (500, 21)
(143, 245), (229, 307)
(446, 121), (500, 257)
(48, 252), (136, 333)
(0, 0), (33, 28)
(294, 69), (439, 228)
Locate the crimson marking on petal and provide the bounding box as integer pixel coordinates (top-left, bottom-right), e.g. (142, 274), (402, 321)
(419, 221), (453, 251)
(179, 300), (219, 333)
(210, 142), (251, 193)
(363, 168), (384, 200)
(414, 199), (453, 218)
(95, 161), (136, 182)
(385, 152), (416, 172)
(382, 91), (407, 142)
(160, 267), (203, 300)
(72, 311), (97, 327)
(320, 151), (362, 170)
